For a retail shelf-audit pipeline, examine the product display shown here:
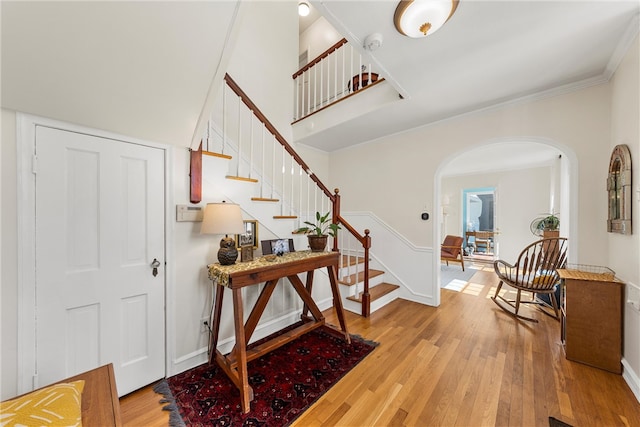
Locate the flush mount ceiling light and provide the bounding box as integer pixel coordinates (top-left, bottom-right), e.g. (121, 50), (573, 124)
(394, 0), (459, 38)
(298, 1), (310, 17)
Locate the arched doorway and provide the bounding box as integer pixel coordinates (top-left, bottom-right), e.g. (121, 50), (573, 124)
(433, 138), (578, 306)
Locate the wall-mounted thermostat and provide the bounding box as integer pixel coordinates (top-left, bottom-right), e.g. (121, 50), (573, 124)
(176, 205), (204, 222)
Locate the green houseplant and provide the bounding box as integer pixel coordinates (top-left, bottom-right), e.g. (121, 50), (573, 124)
(296, 211), (341, 252)
(530, 213), (560, 238)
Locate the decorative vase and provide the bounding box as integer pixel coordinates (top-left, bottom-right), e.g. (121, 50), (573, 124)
(307, 235), (328, 252)
(217, 237), (238, 265)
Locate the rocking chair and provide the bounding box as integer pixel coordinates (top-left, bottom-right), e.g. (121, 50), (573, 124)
(491, 237), (568, 322)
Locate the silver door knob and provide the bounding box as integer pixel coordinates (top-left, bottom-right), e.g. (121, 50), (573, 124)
(151, 258), (161, 277)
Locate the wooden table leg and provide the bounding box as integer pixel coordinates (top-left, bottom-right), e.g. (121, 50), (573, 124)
(209, 283), (225, 364)
(327, 265), (350, 343)
(301, 270), (314, 320)
(228, 279), (278, 362)
(232, 287), (252, 413)
(288, 274), (324, 322)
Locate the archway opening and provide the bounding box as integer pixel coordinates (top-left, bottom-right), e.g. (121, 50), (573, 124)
(434, 139), (577, 305)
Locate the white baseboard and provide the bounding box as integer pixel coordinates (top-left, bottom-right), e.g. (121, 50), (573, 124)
(622, 357), (640, 403)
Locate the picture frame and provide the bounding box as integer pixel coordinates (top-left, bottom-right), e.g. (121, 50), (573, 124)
(240, 245), (254, 262)
(261, 238), (295, 255)
(236, 220), (258, 249)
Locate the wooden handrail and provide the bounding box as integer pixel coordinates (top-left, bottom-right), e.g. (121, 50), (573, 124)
(224, 74), (334, 201)
(292, 38), (348, 79)
(224, 73), (373, 317)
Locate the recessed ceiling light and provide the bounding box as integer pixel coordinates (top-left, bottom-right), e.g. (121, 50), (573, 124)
(298, 1), (310, 17)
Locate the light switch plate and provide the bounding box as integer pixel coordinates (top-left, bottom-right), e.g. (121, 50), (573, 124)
(176, 205), (204, 222)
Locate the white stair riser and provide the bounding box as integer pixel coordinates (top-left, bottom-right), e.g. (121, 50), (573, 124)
(343, 289), (399, 315)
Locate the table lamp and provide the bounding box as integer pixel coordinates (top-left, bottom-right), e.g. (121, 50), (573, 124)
(201, 201), (244, 265)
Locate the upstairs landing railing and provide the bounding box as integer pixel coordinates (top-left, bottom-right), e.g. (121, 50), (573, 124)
(197, 73), (374, 317)
(292, 38), (384, 123)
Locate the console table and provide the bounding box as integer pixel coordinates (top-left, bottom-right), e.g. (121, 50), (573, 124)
(207, 250), (350, 413)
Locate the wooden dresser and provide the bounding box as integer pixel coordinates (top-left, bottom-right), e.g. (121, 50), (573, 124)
(558, 268), (623, 374)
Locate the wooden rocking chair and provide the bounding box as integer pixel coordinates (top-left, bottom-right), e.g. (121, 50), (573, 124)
(491, 237), (568, 322)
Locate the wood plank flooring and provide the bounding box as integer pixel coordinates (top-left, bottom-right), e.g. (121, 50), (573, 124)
(120, 265), (640, 426)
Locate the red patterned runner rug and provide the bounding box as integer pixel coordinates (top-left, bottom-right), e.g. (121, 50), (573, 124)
(154, 324), (378, 427)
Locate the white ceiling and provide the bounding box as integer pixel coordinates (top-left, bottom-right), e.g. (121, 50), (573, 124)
(1, 1), (239, 147)
(297, 0), (639, 152)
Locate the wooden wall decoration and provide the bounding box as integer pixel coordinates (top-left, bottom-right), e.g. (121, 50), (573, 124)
(190, 141), (202, 204)
(607, 144), (632, 234)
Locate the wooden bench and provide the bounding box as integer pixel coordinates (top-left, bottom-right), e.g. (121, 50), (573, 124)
(5, 364), (122, 426)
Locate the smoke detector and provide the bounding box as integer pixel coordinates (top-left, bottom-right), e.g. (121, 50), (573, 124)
(363, 33), (383, 51)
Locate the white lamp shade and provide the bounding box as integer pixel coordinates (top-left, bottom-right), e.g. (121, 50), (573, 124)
(200, 202), (244, 235)
(394, 0), (458, 38)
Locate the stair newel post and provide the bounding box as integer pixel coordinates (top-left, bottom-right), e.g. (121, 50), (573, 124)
(362, 229), (371, 317)
(332, 188), (340, 252)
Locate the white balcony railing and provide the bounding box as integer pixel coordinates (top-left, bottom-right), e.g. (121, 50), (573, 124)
(293, 38), (383, 122)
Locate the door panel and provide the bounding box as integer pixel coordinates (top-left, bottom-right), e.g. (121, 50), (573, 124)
(35, 126), (165, 396)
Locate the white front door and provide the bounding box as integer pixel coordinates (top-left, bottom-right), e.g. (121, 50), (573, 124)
(34, 126), (165, 396)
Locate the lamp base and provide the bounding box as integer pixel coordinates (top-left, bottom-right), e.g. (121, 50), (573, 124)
(217, 236), (238, 265)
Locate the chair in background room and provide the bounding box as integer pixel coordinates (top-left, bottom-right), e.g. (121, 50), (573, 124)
(491, 237), (568, 322)
(441, 235), (465, 271)
(474, 231), (493, 253)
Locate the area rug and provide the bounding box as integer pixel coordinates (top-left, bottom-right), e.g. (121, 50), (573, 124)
(441, 264), (478, 289)
(154, 325), (377, 427)
(549, 416), (573, 427)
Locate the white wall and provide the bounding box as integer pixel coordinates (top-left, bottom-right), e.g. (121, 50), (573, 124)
(609, 34), (640, 389)
(442, 166), (553, 261)
(329, 85), (609, 263)
(1, 109), (18, 400)
(299, 16), (342, 60)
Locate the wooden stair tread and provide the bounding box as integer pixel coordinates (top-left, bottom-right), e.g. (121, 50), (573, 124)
(273, 215), (297, 219)
(347, 283), (400, 303)
(339, 269), (384, 286)
(203, 150), (232, 160)
(251, 197), (280, 202)
(341, 255), (365, 267)
(226, 175), (259, 183)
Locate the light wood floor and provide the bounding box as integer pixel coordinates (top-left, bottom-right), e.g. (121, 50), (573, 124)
(120, 265), (640, 426)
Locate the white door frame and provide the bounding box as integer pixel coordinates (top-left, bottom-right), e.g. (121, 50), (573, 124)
(16, 113), (175, 394)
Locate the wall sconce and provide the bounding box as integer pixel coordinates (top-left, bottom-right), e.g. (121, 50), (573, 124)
(201, 201), (245, 265)
(394, 0), (459, 38)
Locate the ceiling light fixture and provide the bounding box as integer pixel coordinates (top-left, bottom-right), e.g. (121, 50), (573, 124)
(394, 0), (459, 38)
(298, 1), (310, 17)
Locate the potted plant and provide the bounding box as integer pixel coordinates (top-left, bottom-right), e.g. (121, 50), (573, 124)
(540, 213), (560, 238)
(295, 211), (341, 252)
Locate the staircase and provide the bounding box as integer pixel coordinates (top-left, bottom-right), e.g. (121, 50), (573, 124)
(339, 255), (400, 315)
(193, 73), (402, 317)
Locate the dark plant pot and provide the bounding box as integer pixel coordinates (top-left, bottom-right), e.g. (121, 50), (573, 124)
(308, 235), (328, 252)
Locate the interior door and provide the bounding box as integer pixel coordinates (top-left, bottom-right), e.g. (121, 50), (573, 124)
(34, 126), (165, 396)
(462, 187), (498, 257)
